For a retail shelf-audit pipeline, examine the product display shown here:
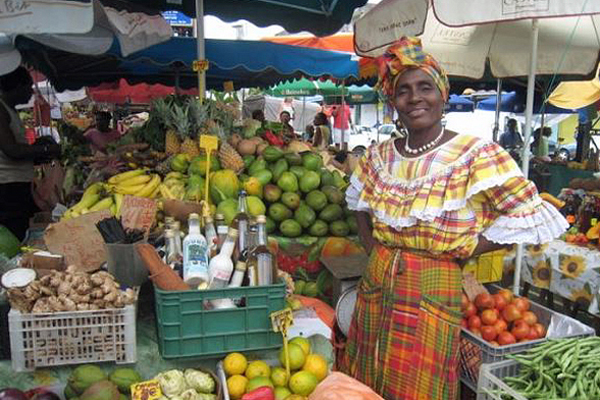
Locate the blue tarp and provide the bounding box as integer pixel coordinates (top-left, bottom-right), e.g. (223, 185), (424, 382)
(446, 94), (474, 113)
(476, 92), (576, 114)
(16, 37), (359, 91)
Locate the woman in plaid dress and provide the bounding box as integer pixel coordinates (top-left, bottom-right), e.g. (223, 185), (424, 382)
(341, 37), (568, 400)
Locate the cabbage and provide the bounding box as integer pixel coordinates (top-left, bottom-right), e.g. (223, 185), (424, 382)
(179, 389), (200, 400)
(154, 370), (188, 398)
(243, 119), (262, 138)
(184, 369), (215, 394)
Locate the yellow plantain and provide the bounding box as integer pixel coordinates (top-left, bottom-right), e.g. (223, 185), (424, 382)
(117, 174), (151, 187)
(165, 172), (186, 180)
(149, 185), (161, 198)
(107, 169), (146, 185)
(114, 183), (146, 195)
(110, 204), (117, 215)
(159, 184), (176, 199)
(134, 174), (161, 198)
(164, 178), (185, 189)
(113, 193), (124, 218)
(88, 196), (113, 212)
(70, 193), (101, 213)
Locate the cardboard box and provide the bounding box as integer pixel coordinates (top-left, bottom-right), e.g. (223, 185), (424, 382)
(320, 253), (368, 304)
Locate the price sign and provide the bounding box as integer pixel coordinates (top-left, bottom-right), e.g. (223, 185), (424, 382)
(193, 60), (209, 72)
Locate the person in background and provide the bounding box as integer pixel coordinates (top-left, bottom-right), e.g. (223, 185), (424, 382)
(0, 67), (60, 240)
(252, 109), (265, 125)
(84, 111), (121, 154)
(331, 103), (353, 149)
(279, 110), (295, 140)
(532, 127), (551, 158)
(499, 118), (523, 149)
(341, 37), (568, 399)
(312, 112), (331, 150)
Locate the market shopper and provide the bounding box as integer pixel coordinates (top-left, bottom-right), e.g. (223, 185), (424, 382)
(532, 127), (551, 158)
(312, 112), (331, 150)
(499, 118), (524, 149)
(84, 111), (121, 153)
(342, 37), (569, 400)
(279, 110), (296, 140)
(0, 67), (60, 240)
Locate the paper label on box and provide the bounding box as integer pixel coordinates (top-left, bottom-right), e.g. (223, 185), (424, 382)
(131, 380), (162, 400)
(121, 195), (157, 233)
(43, 210), (110, 271)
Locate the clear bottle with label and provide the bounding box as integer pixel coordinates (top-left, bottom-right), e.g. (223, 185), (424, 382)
(172, 220), (183, 258)
(204, 215), (218, 258)
(229, 253), (247, 288)
(165, 229), (183, 277)
(247, 215), (273, 286)
(182, 213), (209, 288)
(215, 213), (228, 250)
(233, 190), (249, 261)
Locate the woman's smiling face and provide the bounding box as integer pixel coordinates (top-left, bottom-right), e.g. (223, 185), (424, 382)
(393, 68), (444, 132)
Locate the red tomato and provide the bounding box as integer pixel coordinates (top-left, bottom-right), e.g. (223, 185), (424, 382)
(489, 340), (500, 347)
(512, 297), (530, 312)
(502, 304), (522, 323)
(493, 308), (501, 318)
(468, 315), (482, 330)
(498, 289), (514, 304)
(470, 327), (482, 337)
(493, 319), (508, 335)
(511, 320), (531, 340)
(526, 328), (539, 340)
(463, 302), (477, 318)
(481, 325), (497, 342)
(492, 293), (508, 311)
(461, 293), (470, 311)
(532, 323), (546, 338)
(522, 311), (538, 326)
(480, 309), (498, 326)
(460, 319), (468, 329)
(475, 293), (496, 311)
(497, 331), (517, 346)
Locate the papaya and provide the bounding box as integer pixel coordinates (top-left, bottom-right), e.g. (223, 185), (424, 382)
(68, 365), (108, 395)
(284, 152), (303, 166)
(109, 368), (142, 394)
(80, 381), (120, 400)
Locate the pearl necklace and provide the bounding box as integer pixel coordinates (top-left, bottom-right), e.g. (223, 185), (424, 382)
(404, 127), (445, 155)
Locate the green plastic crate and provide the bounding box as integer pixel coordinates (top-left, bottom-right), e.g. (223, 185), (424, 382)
(154, 282), (286, 359)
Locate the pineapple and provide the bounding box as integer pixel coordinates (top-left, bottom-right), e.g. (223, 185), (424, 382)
(172, 104), (199, 158)
(154, 98), (180, 155)
(218, 139), (245, 174)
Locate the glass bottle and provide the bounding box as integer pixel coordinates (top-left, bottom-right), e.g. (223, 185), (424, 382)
(229, 252), (247, 288)
(233, 190), (249, 261)
(204, 215), (218, 258)
(252, 215), (274, 285)
(172, 220), (183, 258)
(208, 228), (238, 309)
(215, 213), (228, 250)
(165, 229), (183, 277)
(182, 213), (209, 288)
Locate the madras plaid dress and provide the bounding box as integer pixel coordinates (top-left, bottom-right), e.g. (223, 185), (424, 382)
(343, 135), (568, 399)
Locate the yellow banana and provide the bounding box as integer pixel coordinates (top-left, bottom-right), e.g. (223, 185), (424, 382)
(81, 182), (104, 199)
(114, 183), (147, 195)
(110, 204), (117, 215)
(166, 172), (186, 180)
(80, 208), (90, 215)
(89, 196), (114, 212)
(134, 174), (161, 198)
(71, 210), (80, 218)
(70, 193), (101, 213)
(159, 184), (176, 200)
(164, 178), (185, 189)
(117, 174), (151, 187)
(107, 169), (146, 185)
(149, 185), (161, 198)
(113, 193), (124, 218)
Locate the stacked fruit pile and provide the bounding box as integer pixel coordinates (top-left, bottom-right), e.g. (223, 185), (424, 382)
(461, 289), (547, 346)
(223, 337), (328, 400)
(63, 365), (142, 400)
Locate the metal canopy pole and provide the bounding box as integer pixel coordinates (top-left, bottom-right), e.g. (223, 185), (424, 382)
(493, 79), (502, 143)
(514, 18), (540, 296)
(195, 0), (206, 102)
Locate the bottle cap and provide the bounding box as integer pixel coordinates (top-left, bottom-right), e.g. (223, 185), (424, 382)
(164, 229), (174, 238)
(256, 215), (267, 223)
(239, 190), (247, 196)
(204, 215), (214, 223)
(189, 213), (199, 220)
(215, 213), (225, 220)
(228, 227), (239, 237)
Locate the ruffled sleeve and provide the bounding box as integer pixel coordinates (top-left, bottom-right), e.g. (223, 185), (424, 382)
(480, 146), (569, 245)
(345, 151), (372, 213)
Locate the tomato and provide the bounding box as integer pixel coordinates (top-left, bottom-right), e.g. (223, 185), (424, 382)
(511, 320), (531, 340)
(512, 297), (530, 312)
(492, 293), (508, 311)
(526, 328), (539, 340)
(474, 293), (495, 311)
(497, 331), (517, 346)
(493, 308), (501, 319)
(461, 293), (470, 311)
(468, 315), (482, 330)
(470, 327), (481, 337)
(463, 302), (477, 318)
(480, 309), (498, 326)
(532, 323), (546, 339)
(502, 304), (522, 323)
(481, 325), (497, 342)
(461, 319), (468, 329)
(497, 288), (514, 304)
(493, 319), (508, 335)
(522, 311), (538, 326)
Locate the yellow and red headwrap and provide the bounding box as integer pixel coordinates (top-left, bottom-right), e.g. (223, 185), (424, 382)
(377, 36), (449, 101)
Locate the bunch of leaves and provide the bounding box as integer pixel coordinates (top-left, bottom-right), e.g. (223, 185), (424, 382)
(132, 116), (165, 152)
(57, 121), (91, 165)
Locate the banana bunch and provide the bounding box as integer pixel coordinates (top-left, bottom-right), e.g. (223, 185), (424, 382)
(62, 183), (123, 220)
(106, 169), (162, 198)
(159, 171), (187, 200)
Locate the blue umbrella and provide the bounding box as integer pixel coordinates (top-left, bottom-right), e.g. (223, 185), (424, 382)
(476, 92), (576, 114)
(446, 94), (474, 113)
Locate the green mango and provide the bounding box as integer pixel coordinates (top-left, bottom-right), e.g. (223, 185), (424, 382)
(347, 214), (359, 234)
(332, 170), (349, 189)
(263, 145), (285, 162)
(329, 220), (350, 237)
(243, 155), (256, 169)
(277, 171), (298, 192)
(289, 166), (307, 180)
(299, 171), (321, 193)
(281, 192), (301, 210)
(263, 183), (282, 203)
(269, 203), (292, 222)
(321, 185), (345, 205)
(309, 220), (329, 237)
(252, 169), (273, 186)
(320, 169), (335, 188)
(294, 204), (316, 229)
(305, 190), (328, 211)
(265, 217), (276, 233)
(248, 158), (268, 176)
(284, 152), (303, 166)
(271, 158), (289, 182)
(170, 153), (190, 173)
(320, 204), (344, 222)
(280, 219), (302, 238)
(302, 152), (323, 171)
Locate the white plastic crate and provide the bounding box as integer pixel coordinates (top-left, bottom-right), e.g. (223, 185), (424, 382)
(476, 360), (528, 400)
(9, 305), (136, 371)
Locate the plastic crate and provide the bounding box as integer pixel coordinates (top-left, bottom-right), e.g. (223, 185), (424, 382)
(459, 294), (595, 390)
(464, 249), (506, 283)
(476, 360), (527, 400)
(9, 305), (136, 372)
(154, 282), (286, 359)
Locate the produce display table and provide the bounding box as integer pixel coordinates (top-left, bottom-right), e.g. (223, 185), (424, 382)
(546, 164), (595, 196)
(510, 240), (600, 315)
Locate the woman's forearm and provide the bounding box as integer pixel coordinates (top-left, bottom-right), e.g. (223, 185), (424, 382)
(357, 211), (376, 253)
(470, 235), (509, 258)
